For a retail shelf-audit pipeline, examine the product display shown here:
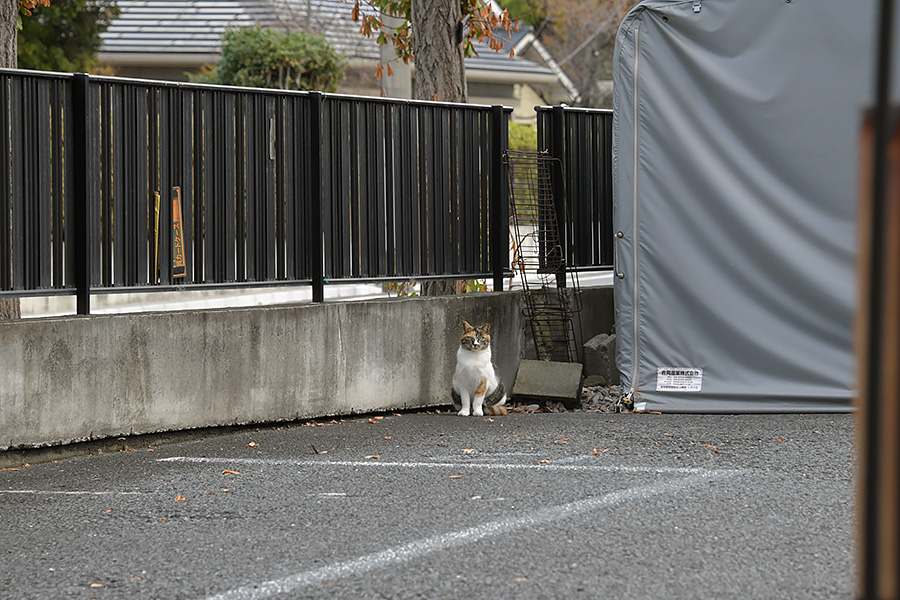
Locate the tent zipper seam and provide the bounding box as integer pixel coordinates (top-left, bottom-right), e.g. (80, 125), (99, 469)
(626, 25), (640, 407)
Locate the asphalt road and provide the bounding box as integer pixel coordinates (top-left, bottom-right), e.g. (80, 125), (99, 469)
(1, 411), (855, 599)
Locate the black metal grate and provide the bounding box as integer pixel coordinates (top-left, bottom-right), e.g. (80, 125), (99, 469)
(505, 150), (582, 363)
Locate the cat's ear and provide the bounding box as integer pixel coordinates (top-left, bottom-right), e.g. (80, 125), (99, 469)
(462, 320), (475, 331)
(479, 323), (491, 333)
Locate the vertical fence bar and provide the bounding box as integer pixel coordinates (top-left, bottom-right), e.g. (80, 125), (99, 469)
(264, 96), (276, 281)
(34, 79), (52, 290)
(0, 75), (9, 293)
(309, 92), (324, 302)
(72, 74), (91, 315)
(50, 79), (67, 289)
(9, 77), (23, 292)
(374, 102), (388, 277)
(550, 105), (567, 288)
(490, 105), (506, 292)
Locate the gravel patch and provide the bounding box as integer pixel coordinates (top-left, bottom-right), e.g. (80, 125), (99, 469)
(507, 384), (623, 414)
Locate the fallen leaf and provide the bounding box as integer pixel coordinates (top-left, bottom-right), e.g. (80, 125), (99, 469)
(174, 494), (188, 502)
(592, 448), (610, 455)
(222, 470), (242, 476)
(813, 430), (822, 434)
(247, 442), (259, 447)
(311, 444), (320, 454)
(146, 448), (155, 452)
(206, 491), (215, 495)
(462, 448), (475, 453)
(539, 459), (550, 464)
(514, 577), (528, 582)
(90, 583), (103, 588)
(373, 416), (384, 420)
(222, 489), (231, 493)
(368, 419), (378, 424)
(448, 475), (464, 479)
(102, 510), (112, 514)
(485, 418), (494, 422)
(384, 436), (392, 440)
(365, 455), (380, 459)
(555, 438), (569, 444)
(0, 468), (18, 472)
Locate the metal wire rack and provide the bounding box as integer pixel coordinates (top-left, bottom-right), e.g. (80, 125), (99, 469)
(505, 150), (582, 362)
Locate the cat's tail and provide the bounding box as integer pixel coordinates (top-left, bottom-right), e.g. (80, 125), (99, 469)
(486, 389), (508, 416)
(487, 403), (508, 416)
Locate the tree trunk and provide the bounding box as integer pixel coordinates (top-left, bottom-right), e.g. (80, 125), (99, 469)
(0, 0), (15, 68)
(411, 0), (467, 296)
(1, 0), (21, 319)
(410, 0), (467, 103)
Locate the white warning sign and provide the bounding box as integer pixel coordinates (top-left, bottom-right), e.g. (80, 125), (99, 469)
(656, 367), (703, 392)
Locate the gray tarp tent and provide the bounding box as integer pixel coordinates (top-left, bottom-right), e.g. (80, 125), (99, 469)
(612, 0), (883, 412)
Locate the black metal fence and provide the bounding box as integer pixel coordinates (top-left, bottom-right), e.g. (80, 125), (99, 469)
(537, 105), (614, 271)
(1, 69), (511, 313)
(1, 69), (613, 315)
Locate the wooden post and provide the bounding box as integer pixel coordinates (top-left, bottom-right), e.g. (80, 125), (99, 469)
(857, 3), (899, 598)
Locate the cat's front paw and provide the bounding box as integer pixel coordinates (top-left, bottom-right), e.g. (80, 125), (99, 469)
(473, 408), (484, 416)
(458, 409), (470, 416)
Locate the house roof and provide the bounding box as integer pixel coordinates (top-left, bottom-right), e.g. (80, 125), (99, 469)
(98, 0), (565, 87)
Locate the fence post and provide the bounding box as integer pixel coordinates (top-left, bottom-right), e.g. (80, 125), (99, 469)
(72, 73), (91, 315)
(309, 91), (325, 303)
(490, 105), (507, 292)
(550, 105), (567, 288)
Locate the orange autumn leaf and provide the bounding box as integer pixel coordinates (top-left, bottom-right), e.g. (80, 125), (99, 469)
(222, 470), (242, 476)
(174, 494), (188, 502)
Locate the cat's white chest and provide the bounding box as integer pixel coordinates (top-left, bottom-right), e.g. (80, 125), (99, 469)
(454, 346), (496, 389)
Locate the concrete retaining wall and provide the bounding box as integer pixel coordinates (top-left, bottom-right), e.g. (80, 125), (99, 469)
(1, 288), (613, 451)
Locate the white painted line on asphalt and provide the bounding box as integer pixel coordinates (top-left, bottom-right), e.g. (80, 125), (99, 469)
(0, 490), (144, 496)
(159, 456), (719, 475)
(202, 468), (737, 600)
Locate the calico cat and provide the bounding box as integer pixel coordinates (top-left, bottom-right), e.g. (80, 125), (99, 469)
(452, 320), (508, 416)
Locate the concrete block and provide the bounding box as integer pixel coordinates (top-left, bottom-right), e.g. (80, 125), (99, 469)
(584, 333), (619, 385)
(512, 360), (583, 409)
